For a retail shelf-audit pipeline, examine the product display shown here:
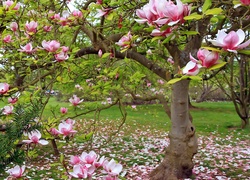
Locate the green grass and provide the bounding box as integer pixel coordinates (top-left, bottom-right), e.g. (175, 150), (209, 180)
(1, 98), (249, 135)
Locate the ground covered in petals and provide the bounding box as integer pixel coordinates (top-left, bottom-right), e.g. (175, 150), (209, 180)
(2, 119), (250, 179)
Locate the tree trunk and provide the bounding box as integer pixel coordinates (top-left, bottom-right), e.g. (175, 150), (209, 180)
(150, 80), (198, 180)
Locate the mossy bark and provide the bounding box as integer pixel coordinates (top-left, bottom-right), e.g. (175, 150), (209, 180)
(150, 80), (198, 180)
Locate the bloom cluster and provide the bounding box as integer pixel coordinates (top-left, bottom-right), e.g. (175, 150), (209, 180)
(69, 150), (123, 179)
(22, 129), (49, 145)
(116, 31), (135, 49)
(135, 0), (190, 36)
(49, 119), (77, 138)
(183, 29), (250, 76)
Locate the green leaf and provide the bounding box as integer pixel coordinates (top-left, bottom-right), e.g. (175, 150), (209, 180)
(184, 75), (202, 81)
(101, 53), (111, 58)
(60, 153), (64, 163)
(184, 13), (203, 20)
(162, 34), (175, 44)
(238, 49), (250, 55)
(208, 62), (227, 70)
(204, 8), (223, 16)
(167, 78), (182, 85)
(151, 36), (163, 42)
(180, 31), (199, 35)
(202, 0), (212, 13)
(201, 46), (222, 52)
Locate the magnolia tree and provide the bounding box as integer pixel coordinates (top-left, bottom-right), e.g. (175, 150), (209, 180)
(0, 0), (250, 179)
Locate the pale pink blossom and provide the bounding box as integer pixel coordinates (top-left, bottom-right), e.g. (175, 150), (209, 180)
(96, 0), (102, 4)
(22, 129), (49, 145)
(69, 164), (88, 179)
(3, 35), (13, 43)
(61, 46), (69, 53)
(3, 0), (20, 10)
(80, 151), (99, 165)
(10, 22), (18, 32)
(60, 107), (68, 114)
(167, 57), (174, 64)
(150, 27), (174, 37)
(2, 105), (14, 115)
(49, 128), (60, 136)
(25, 21), (38, 34)
(42, 40), (60, 52)
(107, 97), (112, 104)
(18, 42), (36, 54)
(182, 58), (201, 76)
(69, 95), (83, 106)
(147, 82), (151, 87)
(95, 8), (111, 18)
(75, 84), (83, 90)
(65, 118), (75, 124)
(43, 25), (52, 32)
(72, 10), (83, 18)
(131, 105), (137, 109)
(7, 165), (25, 178)
(8, 97), (18, 104)
(103, 159), (123, 176)
(116, 31), (135, 49)
(0, 83), (9, 94)
(240, 0), (250, 5)
(98, 49), (103, 57)
(55, 52), (69, 62)
(196, 49), (219, 68)
(69, 155), (81, 165)
(57, 121), (77, 137)
(210, 29), (250, 53)
(157, 79), (164, 85)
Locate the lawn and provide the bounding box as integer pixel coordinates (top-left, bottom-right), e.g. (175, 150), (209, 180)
(1, 99), (249, 179)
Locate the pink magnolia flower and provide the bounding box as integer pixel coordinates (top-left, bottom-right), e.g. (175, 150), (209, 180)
(182, 58), (201, 76)
(69, 164), (88, 179)
(98, 49), (103, 57)
(57, 121), (77, 137)
(10, 22), (18, 32)
(3, 35), (13, 43)
(22, 129), (49, 145)
(18, 42), (36, 54)
(196, 49), (219, 68)
(69, 155), (81, 165)
(43, 25), (52, 32)
(61, 46), (69, 53)
(55, 52), (69, 62)
(131, 105), (137, 109)
(80, 151), (99, 165)
(72, 10), (83, 18)
(2, 105), (13, 115)
(60, 107), (68, 114)
(167, 57), (174, 64)
(210, 29), (250, 53)
(42, 40), (60, 52)
(150, 27), (174, 37)
(75, 84), (83, 90)
(95, 8), (111, 18)
(7, 165), (25, 178)
(96, 0), (102, 4)
(116, 31), (135, 49)
(103, 159), (123, 176)
(8, 97), (18, 104)
(3, 0), (20, 10)
(25, 21), (38, 34)
(49, 128), (60, 136)
(157, 79), (164, 85)
(240, 0), (250, 5)
(69, 95), (83, 106)
(136, 0), (190, 26)
(0, 83), (10, 94)
(107, 97), (112, 104)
